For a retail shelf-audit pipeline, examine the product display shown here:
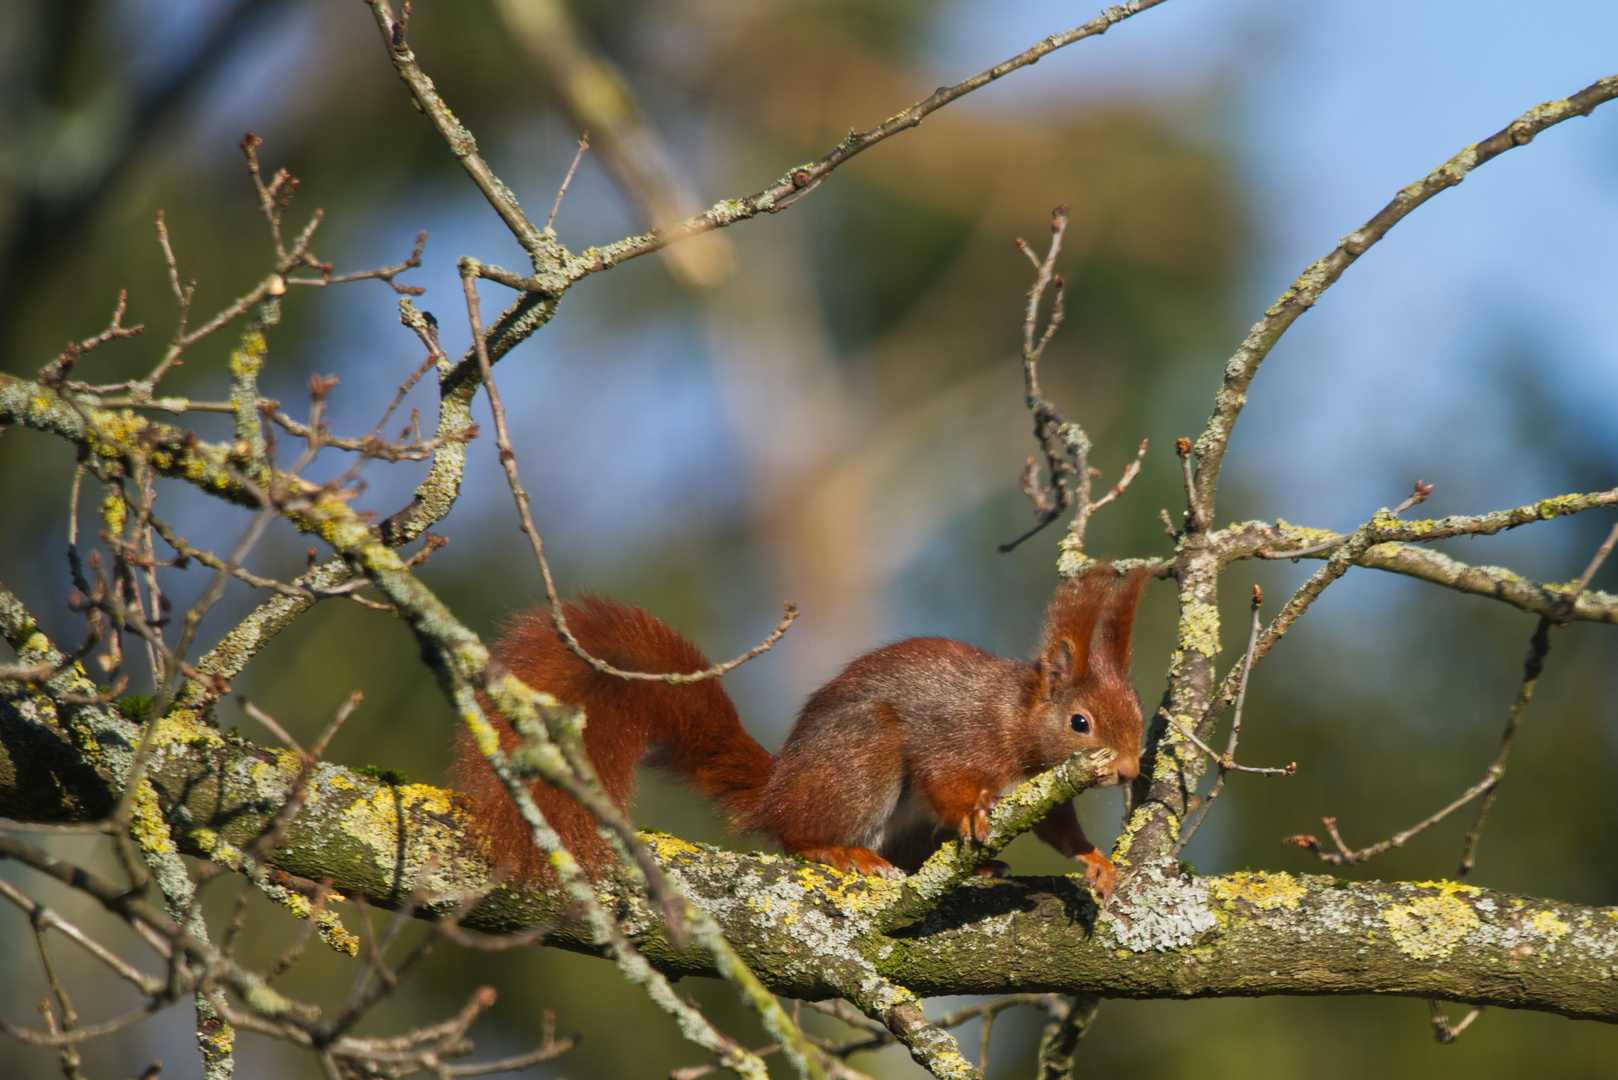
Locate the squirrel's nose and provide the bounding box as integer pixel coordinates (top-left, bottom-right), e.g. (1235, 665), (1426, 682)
(1113, 753), (1140, 782)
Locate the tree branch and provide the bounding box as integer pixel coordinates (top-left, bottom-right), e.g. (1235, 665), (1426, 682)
(2, 713), (1612, 1024)
(1191, 73), (1618, 522)
(562, 0), (1174, 278)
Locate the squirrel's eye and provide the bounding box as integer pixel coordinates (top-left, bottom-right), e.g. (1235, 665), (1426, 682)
(1069, 712), (1091, 734)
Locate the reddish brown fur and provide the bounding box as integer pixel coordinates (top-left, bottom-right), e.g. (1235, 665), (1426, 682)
(451, 596), (772, 878)
(455, 566), (1149, 899)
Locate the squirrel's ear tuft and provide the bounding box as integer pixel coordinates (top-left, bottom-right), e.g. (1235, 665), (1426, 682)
(1099, 566), (1150, 668)
(1038, 638), (1075, 701)
(1039, 564), (1112, 686)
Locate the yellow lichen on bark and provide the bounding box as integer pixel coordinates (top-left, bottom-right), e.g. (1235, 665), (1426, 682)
(1209, 871), (1307, 910)
(1383, 882), (1481, 960)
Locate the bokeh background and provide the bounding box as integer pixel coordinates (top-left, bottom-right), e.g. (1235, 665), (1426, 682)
(2, 0), (1617, 1076)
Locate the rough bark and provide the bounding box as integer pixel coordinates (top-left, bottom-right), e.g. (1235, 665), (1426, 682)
(2, 699), (1612, 1023)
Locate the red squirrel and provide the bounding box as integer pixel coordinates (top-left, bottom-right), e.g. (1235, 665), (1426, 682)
(453, 564), (1149, 900)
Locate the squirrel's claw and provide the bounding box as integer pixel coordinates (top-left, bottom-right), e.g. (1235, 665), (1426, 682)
(795, 845), (904, 880)
(959, 788), (1001, 844)
(1075, 848), (1118, 904)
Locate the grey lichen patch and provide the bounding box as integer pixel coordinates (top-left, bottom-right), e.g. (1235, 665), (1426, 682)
(1105, 863), (1216, 952)
(856, 974), (917, 1013)
(645, 836), (903, 995)
(1056, 536), (1090, 579)
(1382, 881), (1482, 961)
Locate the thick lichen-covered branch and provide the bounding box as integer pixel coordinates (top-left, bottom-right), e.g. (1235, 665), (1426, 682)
(1214, 489), (1618, 557)
(3, 717), (1614, 1025)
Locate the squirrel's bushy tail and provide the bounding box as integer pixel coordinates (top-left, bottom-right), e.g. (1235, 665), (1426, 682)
(451, 596), (773, 877)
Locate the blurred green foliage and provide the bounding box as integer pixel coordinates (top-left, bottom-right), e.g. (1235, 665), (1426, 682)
(0, 0), (1613, 1077)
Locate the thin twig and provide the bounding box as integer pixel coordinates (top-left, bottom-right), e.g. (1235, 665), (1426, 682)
(1457, 517), (1618, 874)
(1175, 437), (1203, 531)
(1000, 207), (1146, 554)
(366, 1), (555, 258)
(1392, 480), (1434, 517)
(287, 230), (427, 295)
(32, 914), (84, 1080)
(1289, 517), (1618, 870)
(1002, 207), (1080, 553)
(0, 879), (161, 995)
(564, 0), (1177, 276)
(1191, 73), (1618, 524)
(1428, 1001), (1484, 1044)
(1284, 649), (1542, 869)
(1088, 439), (1148, 513)
(546, 134), (590, 231)
(1566, 518), (1618, 603)
(460, 259), (797, 685)
(1172, 588), (1292, 858)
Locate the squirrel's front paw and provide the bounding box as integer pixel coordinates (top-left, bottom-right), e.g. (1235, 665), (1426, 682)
(1075, 849), (1118, 904)
(958, 788), (1001, 844)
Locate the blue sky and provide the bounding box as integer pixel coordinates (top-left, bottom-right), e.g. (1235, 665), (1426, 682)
(95, 0), (1618, 668)
(933, 0), (1618, 539)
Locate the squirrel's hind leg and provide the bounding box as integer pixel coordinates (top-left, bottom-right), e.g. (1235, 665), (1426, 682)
(788, 844), (904, 879)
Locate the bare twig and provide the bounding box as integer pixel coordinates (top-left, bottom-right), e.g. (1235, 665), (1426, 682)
(1000, 207), (1077, 553)
(1192, 73), (1618, 523)
(546, 134), (590, 231)
(1173, 587), (1293, 858)
(1392, 480), (1434, 517)
(287, 230), (427, 295)
(1001, 208), (1146, 555)
(0, 879), (162, 996)
(565, 0), (1176, 276)
(1566, 518), (1618, 604)
(1428, 1001), (1484, 1044)
(460, 260), (797, 685)
(38, 292), (144, 386)
(1288, 518), (1618, 870)
(1457, 517), (1618, 874)
(365, 1), (556, 260)
(33, 917), (85, 1079)
(1089, 439), (1149, 513)
(1283, 655), (1541, 868)
(1175, 436), (1203, 531)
